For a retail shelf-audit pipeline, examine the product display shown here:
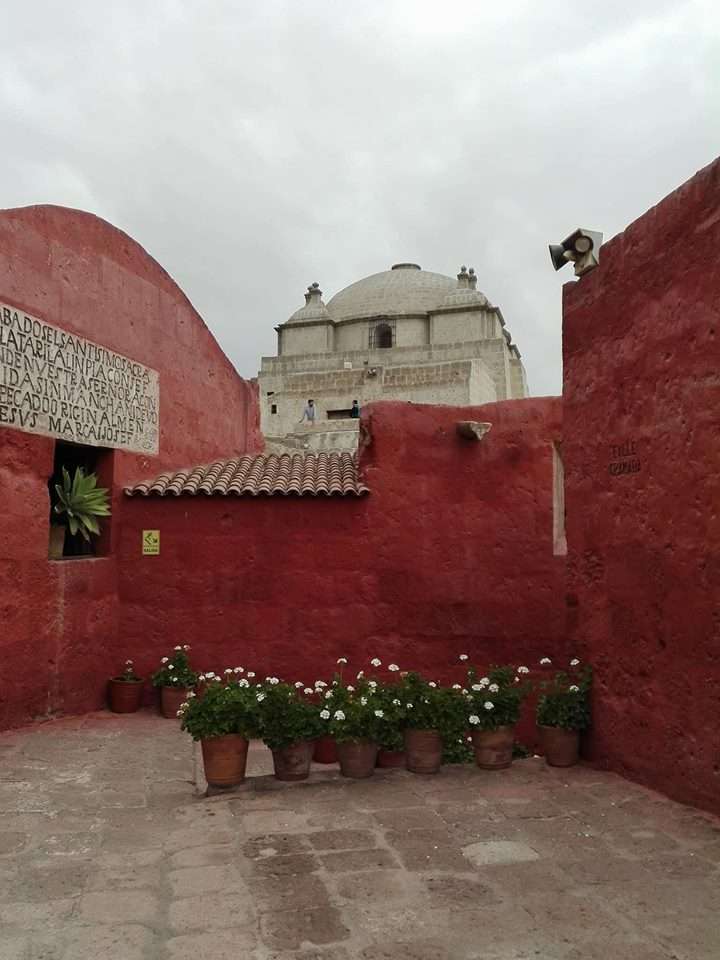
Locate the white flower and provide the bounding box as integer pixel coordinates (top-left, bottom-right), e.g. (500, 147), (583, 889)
(198, 673), (206, 681)
(161, 657), (169, 664)
(428, 682), (437, 688)
(256, 693), (265, 702)
(479, 677), (489, 686)
(333, 710), (345, 721)
(183, 645), (190, 651)
(247, 671), (256, 678)
(484, 701), (494, 711)
(370, 658), (382, 667)
(337, 657), (347, 665)
(406, 703), (414, 709)
(325, 690), (333, 699)
(356, 671), (364, 679)
(168, 664), (174, 670)
(294, 681), (304, 688)
(125, 659), (133, 665)
(187, 691), (196, 698)
(269, 677), (279, 685)
(176, 710), (184, 717)
(469, 715), (481, 725)
(304, 687), (314, 695)
(459, 654), (469, 661)
(471, 683), (483, 691)
(488, 683), (499, 694)
(360, 697), (368, 706)
(388, 664), (399, 672)
(570, 658), (580, 667)
(224, 668), (233, 675)
(346, 685), (355, 692)
(569, 685), (580, 693)
(320, 709), (330, 720)
(367, 680), (377, 688)
(392, 699), (401, 706)
(174, 645), (182, 651)
(540, 657), (552, 665)
(514, 677), (520, 684)
(238, 679), (249, 688)
(517, 666), (529, 674)
(452, 684), (461, 689)
(374, 710), (384, 718)
(234, 667), (244, 674)
(315, 681), (327, 688)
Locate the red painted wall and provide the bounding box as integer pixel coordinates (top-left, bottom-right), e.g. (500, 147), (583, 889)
(0, 205), (260, 729)
(117, 399), (566, 739)
(563, 158), (720, 813)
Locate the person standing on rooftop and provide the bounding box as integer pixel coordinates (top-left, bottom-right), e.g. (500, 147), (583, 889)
(299, 398), (316, 425)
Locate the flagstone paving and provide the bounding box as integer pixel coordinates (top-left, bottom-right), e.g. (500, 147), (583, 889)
(1, 711), (719, 959)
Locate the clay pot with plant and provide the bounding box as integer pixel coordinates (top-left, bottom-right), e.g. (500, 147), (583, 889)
(465, 664), (531, 770)
(151, 646), (198, 718)
(536, 660), (592, 767)
(108, 659), (144, 713)
(370, 662), (407, 768)
(397, 672), (462, 774)
(50, 466), (111, 558)
(256, 680), (324, 781)
(179, 674), (261, 788)
(324, 669), (388, 779)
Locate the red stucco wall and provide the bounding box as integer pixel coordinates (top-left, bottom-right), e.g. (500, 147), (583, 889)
(116, 399), (566, 740)
(0, 205), (260, 729)
(563, 158), (720, 813)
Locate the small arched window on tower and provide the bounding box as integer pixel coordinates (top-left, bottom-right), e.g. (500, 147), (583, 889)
(373, 322), (393, 349)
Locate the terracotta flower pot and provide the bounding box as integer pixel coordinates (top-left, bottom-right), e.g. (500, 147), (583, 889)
(201, 734), (249, 787)
(404, 729), (443, 774)
(272, 741), (313, 781)
(108, 678), (144, 714)
(336, 740), (378, 778)
(538, 724), (580, 767)
(160, 685), (193, 719)
(471, 725), (515, 770)
(313, 735), (338, 764)
(377, 749), (407, 768)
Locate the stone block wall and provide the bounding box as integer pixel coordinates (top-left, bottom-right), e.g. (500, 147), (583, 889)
(0, 205), (260, 729)
(563, 157), (720, 814)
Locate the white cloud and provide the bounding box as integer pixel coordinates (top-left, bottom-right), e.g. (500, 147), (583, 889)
(1, 0), (718, 395)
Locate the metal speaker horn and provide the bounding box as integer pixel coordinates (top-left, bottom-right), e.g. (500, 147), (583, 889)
(549, 243), (569, 271)
(549, 228), (603, 277)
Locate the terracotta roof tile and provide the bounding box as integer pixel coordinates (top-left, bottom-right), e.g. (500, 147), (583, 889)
(124, 452), (369, 499)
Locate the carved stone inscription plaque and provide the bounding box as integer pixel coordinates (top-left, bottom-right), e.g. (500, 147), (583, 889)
(0, 302), (159, 453)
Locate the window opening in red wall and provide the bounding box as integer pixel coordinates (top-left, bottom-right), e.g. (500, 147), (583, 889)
(48, 440), (114, 559)
(552, 442), (567, 556)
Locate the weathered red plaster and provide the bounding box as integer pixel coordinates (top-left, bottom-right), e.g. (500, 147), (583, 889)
(0, 205), (260, 728)
(563, 158), (720, 814)
(116, 399), (566, 746)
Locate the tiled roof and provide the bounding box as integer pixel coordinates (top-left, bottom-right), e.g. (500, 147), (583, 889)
(123, 452), (369, 498)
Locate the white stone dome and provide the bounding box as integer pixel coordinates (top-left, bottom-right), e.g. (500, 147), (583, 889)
(326, 264), (457, 321)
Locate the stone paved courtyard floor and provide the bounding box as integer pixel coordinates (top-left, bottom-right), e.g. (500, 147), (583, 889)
(1, 712), (719, 960)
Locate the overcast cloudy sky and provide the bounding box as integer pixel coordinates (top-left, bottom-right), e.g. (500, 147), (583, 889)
(2, 1), (718, 394)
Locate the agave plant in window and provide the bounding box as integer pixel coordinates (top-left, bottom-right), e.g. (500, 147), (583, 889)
(51, 467), (111, 556)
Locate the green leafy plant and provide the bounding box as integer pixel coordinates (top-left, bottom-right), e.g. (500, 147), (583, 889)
(179, 677), (261, 740)
(113, 658), (141, 682)
(537, 663), (592, 731)
(256, 679), (324, 750)
(323, 676), (389, 744)
(53, 467), (111, 540)
(466, 664), (531, 731)
(151, 645), (198, 688)
(396, 672), (465, 734)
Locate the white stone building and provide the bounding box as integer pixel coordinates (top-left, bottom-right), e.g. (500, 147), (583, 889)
(258, 263), (528, 451)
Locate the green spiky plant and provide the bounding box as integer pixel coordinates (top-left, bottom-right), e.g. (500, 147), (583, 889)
(53, 467), (111, 541)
